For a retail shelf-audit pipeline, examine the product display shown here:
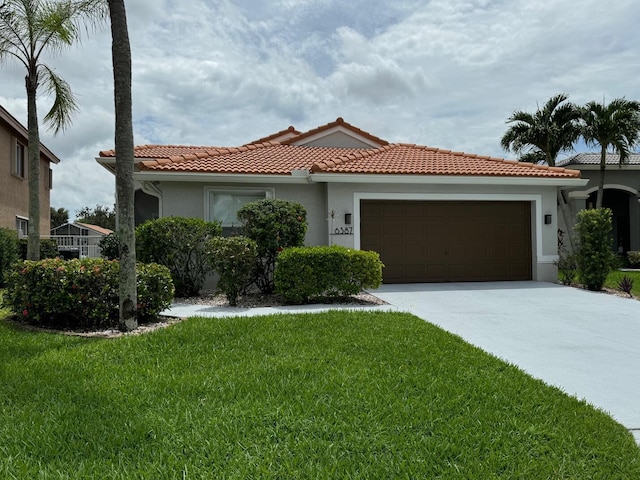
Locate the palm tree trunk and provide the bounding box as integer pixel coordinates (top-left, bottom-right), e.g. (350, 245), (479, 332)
(109, 0), (137, 331)
(596, 146), (606, 209)
(26, 69), (41, 260)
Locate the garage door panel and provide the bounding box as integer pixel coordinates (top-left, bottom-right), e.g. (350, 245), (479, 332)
(361, 200), (532, 283)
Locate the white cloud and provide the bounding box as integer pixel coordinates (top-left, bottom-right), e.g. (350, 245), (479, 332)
(2, 0), (640, 216)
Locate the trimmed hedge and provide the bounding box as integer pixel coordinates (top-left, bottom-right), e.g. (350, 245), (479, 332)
(576, 208), (616, 291)
(627, 251), (640, 269)
(136, 217), (222, 297)
(275, 245), (383, 304)
(2, 258), (174, 330)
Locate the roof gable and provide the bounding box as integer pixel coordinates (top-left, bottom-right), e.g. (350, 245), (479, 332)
(282, 117), (389, 148)
(0, 104), (61, 164)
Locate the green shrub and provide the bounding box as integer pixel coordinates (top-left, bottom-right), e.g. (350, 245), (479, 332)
(2, 258), (174, 330)
(99, 232), (121, 260)
(575, 208), (616, 291)
(627, 251), (640, 268)
(136, 217), (222, 297)
(18, 238), (59, 259)
(238, 199), (307, 293)
(0, 228), (19, 287)
(275, 245), (383, 304)
(207, 236), (257, 306)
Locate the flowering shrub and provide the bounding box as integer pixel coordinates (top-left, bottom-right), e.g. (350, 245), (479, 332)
(275, 245), (383, 304)
(237, 199), (307, 293)
(2, 258), (174, 330)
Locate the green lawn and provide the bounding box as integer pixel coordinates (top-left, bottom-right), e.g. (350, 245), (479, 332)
(1, 308), (639, 478)
(605, 270), (640, 296)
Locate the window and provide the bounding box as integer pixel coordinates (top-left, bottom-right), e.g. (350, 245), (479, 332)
(14, 140), (26, 178)
(206, 188), (273, 234)
(15, 217), (28, 238)
(48, 168), (53, 189)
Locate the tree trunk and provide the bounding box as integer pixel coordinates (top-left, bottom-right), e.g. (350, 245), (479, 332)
(108, 0), (137, 331)
(557, 189), (576, 252)
(596, 145), (606, 209)
(26, 69), (41, 260)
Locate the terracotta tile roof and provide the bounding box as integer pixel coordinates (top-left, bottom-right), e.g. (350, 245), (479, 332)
(99, 144), (221, 158)
(76, 222), (113, 236)
(139, 143), (365, 175)
(247, 125), (302, 145)
(280, 117), (390, 147)
(139, 142), (581, 178)
(311, 144), (581, 178)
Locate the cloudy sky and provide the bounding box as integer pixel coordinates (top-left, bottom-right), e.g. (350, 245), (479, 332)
(1, 0), (639, 218)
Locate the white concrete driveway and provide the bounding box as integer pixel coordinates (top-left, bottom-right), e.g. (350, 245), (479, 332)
(371, 281), (640, 443)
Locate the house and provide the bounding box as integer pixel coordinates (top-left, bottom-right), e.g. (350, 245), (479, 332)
(0, 104), (60, 236)
(50, 222), (113, 258)
(558, 153), (640, 253)
(97, 117), (587, 283)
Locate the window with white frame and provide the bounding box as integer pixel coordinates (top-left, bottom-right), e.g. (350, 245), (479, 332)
(206, 188), (273, 233)
(14, 140), (26, 179)
(15, 217), (28, 238)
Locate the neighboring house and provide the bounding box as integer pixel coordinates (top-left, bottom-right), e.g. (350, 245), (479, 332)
(97, 117), (587, 283)
(50, 222), (113, 258)
(558, 153), (640, 253)
(0, 104), (60, 236)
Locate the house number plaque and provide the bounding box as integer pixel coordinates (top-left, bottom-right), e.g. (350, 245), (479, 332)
(332, 227), (353, 235)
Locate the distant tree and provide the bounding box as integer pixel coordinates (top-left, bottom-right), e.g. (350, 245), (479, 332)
(0, 0), (104, 260)
(108, 0), (137, 331)
(50, 207), (69, 229)
(580, 98), (640, 209)
(76, 204), (116, 230)
(501, 93), (582, 251)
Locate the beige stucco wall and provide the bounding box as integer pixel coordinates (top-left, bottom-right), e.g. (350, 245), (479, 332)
(154, 178), (561, 282)
(0, 126), (52, 234)
(158, 181), (328, 246)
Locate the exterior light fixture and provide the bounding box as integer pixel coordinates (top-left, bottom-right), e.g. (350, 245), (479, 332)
(344, 213), (352, 225)
(544, 214), (552, 225)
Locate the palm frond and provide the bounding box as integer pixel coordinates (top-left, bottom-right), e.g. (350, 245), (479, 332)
(41, 64), (78, 134)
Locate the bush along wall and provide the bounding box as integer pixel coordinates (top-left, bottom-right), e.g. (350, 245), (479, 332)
(237, 199), (307, 294)
(0, 227), (19, 288)
(136, 217), (222, 297)
(2, 258), (174, 331)
(576, 208), (616, 291)
(275, 245), (383, 304)
(207, 236), (257, 306)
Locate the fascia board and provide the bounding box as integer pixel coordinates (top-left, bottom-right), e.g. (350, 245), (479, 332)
(309, 173), (589, 187)
(133, 171), (311, 184)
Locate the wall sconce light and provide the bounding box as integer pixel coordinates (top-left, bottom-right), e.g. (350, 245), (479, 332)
(344, 213), (352, 225)
(544, 214), (552, 225)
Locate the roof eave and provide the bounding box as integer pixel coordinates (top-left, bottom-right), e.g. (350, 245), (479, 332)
(308, 173), (589, 187)
(133, 171), (312, 184)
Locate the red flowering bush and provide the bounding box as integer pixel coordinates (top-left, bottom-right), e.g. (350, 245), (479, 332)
(2, 258), (174, 330)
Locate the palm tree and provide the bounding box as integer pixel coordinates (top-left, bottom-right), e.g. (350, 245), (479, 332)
(501, 93), (582, 250)
(0, 0), (103, 260)
(580, 98), (640, 209)
(108, 0), (136, 331)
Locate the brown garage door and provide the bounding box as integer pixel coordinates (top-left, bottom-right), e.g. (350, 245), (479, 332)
(360, 200), (532, 283)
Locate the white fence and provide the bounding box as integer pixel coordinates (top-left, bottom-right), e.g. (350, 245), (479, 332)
(47, 235), (104, 258)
